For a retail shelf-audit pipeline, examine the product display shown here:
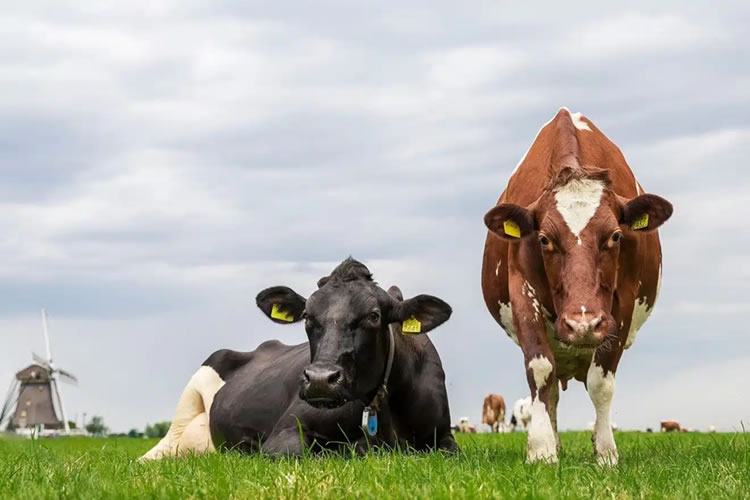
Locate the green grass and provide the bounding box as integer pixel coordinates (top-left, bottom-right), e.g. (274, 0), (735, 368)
(1, 432), (748, 499)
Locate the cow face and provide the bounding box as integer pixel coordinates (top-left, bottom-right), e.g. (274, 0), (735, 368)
(485, 168), (672, 348)
(256, 258), (452, 409)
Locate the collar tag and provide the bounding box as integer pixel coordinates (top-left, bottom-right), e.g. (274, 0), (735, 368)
(362, 407), (378, 436)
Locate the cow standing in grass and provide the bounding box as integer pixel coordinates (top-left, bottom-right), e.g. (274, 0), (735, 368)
(481, 108), (673, 464)
(142, 258), (457, 459)
(482, 394), (506, 433)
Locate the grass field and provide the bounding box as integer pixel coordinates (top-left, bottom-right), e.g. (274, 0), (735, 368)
(1, 431), (748, 499)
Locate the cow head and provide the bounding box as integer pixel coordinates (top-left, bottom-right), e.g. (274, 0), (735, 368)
(256, 258), (452, 409)
(485, 167), (672, 348)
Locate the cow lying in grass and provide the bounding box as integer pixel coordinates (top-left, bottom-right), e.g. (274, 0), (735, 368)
(142, 258), (458, 459)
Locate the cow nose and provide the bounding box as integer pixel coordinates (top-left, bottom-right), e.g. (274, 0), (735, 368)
(563, 313), (603, 335)
(303, 367), (341, 386)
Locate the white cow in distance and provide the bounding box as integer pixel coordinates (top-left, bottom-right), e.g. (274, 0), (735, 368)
(510, 397), (532, 431)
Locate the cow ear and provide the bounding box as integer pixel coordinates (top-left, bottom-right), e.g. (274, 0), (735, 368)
(484, 203), (536, 240)
(389, 294), (452, 334)
(256, 286), (306, 324)
(620, 194), (673, 232)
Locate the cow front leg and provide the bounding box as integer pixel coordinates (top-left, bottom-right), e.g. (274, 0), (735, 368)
(524, 351), (558, 463)
(587, 357), (618, 466)
(548, 377), (561, 452)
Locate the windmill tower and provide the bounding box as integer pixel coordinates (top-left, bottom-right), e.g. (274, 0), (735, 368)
(0, 309), (78, 435)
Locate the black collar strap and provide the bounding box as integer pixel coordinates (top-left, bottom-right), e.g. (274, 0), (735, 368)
(365, 324), (395, 411)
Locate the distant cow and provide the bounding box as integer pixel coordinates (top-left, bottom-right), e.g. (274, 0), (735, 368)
(481, 108), (673, 464)
(141, 258), (458, 459)
(482, 394), (506, 433)
(457, 417), (476, 433)
(510, 397), (532, 431)
(660, 420), (681, 432)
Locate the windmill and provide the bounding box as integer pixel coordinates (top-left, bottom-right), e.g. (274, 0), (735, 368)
(0, 309), (78, 435)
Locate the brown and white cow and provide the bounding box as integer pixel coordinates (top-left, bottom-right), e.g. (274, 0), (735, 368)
(482, 394), (506, 433)
(661, 420), (681, 432)
(481, 108), (673, 465)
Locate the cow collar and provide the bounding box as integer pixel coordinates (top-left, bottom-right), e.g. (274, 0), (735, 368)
(361, 325), (395, 436)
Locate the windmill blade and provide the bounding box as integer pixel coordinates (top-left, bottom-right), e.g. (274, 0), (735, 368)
(0, 379), (19, 427)
(50, 377), (70, 433)
(41, 308), (53, 362)
(32, 352), (52, 369)
(56, 369), (78, 386)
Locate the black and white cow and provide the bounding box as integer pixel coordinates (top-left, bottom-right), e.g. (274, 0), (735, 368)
(141, 258), (458, 459)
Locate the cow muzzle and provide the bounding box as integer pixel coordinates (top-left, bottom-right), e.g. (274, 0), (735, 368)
(556, 310), (613, 348)
(299, 362), (349, 409)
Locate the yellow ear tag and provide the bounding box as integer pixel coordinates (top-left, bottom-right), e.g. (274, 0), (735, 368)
(401, 316), (422, 334)
(631, 213), (649, 230)
(271, 304), (294, 322)
(503, 220), (521, 238)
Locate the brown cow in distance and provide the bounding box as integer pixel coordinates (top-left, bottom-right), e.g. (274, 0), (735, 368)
(482, 394), (506, 433)
(481, 108), (673, 465)
(661, 420), (681, 432)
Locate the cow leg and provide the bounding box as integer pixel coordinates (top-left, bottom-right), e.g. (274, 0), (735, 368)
(548, 377), (561, 452)
(140, 366), (225, 461)
(587, 354), (619, 466)
(524, 350), (558, 463)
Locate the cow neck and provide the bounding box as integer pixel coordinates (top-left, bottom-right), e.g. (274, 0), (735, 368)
(364, 324), (395, 411)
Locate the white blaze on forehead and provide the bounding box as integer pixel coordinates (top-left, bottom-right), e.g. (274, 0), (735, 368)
(570, 112), (591, 131)
(554, 179), (605, 239)
(498, 301), (520, 345)
(587, 363), (618, 466)
(528, 356), (553, 389)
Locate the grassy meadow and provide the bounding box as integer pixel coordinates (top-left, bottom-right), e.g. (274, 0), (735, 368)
(0, 431), (748, 499)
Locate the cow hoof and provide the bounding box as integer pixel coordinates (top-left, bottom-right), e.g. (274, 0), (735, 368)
(526, 439), (558, 464)
(595, 450), (619, 467)
(526, 450), (558, 464)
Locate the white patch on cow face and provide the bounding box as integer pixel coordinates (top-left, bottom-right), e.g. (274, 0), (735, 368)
(570, 112), (591, 131)
(495, 260), (502, 277)
(528, 356), (553, 390)
(527, 396), (558, 463)
(554, 179), (605, 240)
(586, 363), (618, 466)
(498, 301), (520, 345)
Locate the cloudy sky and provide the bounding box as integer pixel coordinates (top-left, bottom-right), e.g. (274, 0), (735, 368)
(1, 1), (748, 433)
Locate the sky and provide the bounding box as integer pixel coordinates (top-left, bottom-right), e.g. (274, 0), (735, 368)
(1, 1), (749, 433)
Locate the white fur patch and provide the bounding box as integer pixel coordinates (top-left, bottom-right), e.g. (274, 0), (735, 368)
(625, 297), (653, 349)
(527, 396), (558, 463)
(528, 356), (553, 389)
(570, 112), (591, 131)
(498, 301), (520, 345)
(141, 366), (225, 461)
(495, 260), (502, 277)
(587, 363), (618, 466)
(554, 179), (605, 240)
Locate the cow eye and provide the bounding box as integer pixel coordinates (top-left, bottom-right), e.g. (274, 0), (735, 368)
(539, 235), (552, 249)
(611, 232), (622, 244)
(367, 311), (381, 324)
